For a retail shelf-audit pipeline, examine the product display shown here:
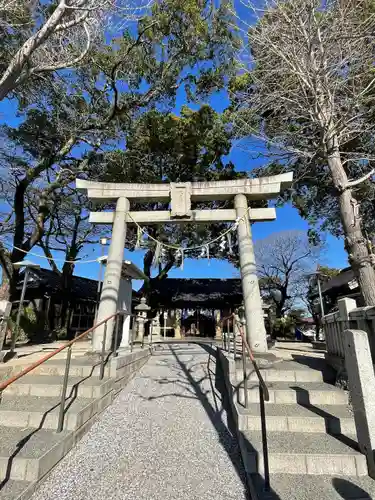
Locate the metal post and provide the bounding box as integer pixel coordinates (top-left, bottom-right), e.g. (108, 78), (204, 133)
(100, 322), (107, 380)
(260, 385), (270, 491)
(227, 318), (230, 352)
(130, 318), (134, 352)
(233, 319), (237, 360)
(317, 276), (325, 317)
(149, 319), (153, 349)
(242, 337), (249, 408)
(57, 345), (72, 433)
(163, 311), (167, 340)
(11, 267), (29, 353)
(142, 317), (148, 349)
(113, 312), (120, 357)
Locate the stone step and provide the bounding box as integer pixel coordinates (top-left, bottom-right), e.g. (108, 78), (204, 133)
(0, 479), (36, 500)
(236, 357), (334, 383)
(2, 375), (114, 399)
(242, 430), (367, 476)
(7, 358), (112, 378)
(238, 381), (348, 405)
(0, 426), (73, 482)
(251, 473), (375, 499)
(237, 403), (356, 434)
(0, 393), (113, 431)
(237, 367), (324, 383)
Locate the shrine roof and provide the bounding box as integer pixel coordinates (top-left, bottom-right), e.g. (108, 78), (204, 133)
(16, 268), (98, 301)
(147, 278), (244, 308)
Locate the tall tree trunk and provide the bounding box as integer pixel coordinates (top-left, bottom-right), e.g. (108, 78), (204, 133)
(0, 245), (13, 301)
(327, 140), (375, 305)
(59, 262), (75, 330)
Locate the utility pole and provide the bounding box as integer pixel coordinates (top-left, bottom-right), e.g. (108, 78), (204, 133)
(317, 275), (325, 317)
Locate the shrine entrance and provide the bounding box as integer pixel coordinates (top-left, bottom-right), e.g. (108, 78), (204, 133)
(182, 310), (215, 338)
(154, 309), (215, 339)
(144, 277), (253, 341)
(76, 174), (293, 353)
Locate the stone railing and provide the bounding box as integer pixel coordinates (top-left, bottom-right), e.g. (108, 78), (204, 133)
(323, 297), (375, 371)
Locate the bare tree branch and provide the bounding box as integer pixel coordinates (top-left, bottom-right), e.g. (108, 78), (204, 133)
(347, 168), (375, 189)
(0, 0), (153, 100)
(230, 0), (375, 305)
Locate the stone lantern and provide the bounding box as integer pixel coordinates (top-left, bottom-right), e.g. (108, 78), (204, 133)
(134, 298), (151, 345)
(234, 305), (246, 340)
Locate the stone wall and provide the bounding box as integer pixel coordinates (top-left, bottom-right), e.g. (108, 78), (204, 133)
(323, 298), (375, 372)
(109, 348), (150, 393)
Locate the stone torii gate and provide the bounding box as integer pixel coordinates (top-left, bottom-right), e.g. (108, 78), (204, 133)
(76, 173), (293, 353)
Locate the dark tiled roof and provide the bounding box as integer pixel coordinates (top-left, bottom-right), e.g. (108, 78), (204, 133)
(18, 268), (98, 301)
(147, 278), (243, 307)
(309, 267), (359, 300)
(320, 267), (358, 294)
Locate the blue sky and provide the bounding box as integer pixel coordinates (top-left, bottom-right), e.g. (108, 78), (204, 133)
(0, 64), (349, 291)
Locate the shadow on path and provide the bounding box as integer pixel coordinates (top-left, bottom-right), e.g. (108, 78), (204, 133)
(0, 353), (112, 491)
(142, 343), (249, 498)
(143, 343), (284, 499)
(332, 477), (372, 499)
(291, 386), (359, 452)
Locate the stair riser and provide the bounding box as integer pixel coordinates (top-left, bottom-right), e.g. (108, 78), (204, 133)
(246, 452), (367, 476)
(239, 415), (356, 435)
(0, 392), (114, 430)
(0, 412), (100, 483)
(239, 389), (348, 405)
(3, 380), (114, 399)
(236, 370), (324, 383)
(0, 435), (73, 482)
(29, 365), (112, 378)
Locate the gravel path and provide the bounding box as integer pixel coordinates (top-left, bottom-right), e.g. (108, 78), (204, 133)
(31, 344), (247, 500)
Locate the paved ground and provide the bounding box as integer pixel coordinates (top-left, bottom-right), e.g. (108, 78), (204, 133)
(31, 344), (247, 500)
(0, 341), (92, 380)
(271, 341), (325, 360)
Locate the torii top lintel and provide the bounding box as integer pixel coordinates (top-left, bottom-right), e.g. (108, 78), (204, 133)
(76, 172), (293, 204)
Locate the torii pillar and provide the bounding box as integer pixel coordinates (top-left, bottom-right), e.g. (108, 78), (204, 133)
(94, 197), (129, 351)
(235, 194), (267, 352)
(76, 173), (293, 353)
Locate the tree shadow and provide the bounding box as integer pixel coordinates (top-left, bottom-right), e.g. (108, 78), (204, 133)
(291, 354), (336, 383)
(141, 344), (248, 497)
(290, 386), (359, 451)
(332, 477), (373, 499)
(142, 343), (282, 499)
(0, 353), (112, 490)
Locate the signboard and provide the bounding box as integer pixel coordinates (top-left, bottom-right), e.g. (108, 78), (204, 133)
(348, 278), (359, 290)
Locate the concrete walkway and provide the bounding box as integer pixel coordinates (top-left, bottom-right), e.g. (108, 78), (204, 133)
(31, 344), (247, 500)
